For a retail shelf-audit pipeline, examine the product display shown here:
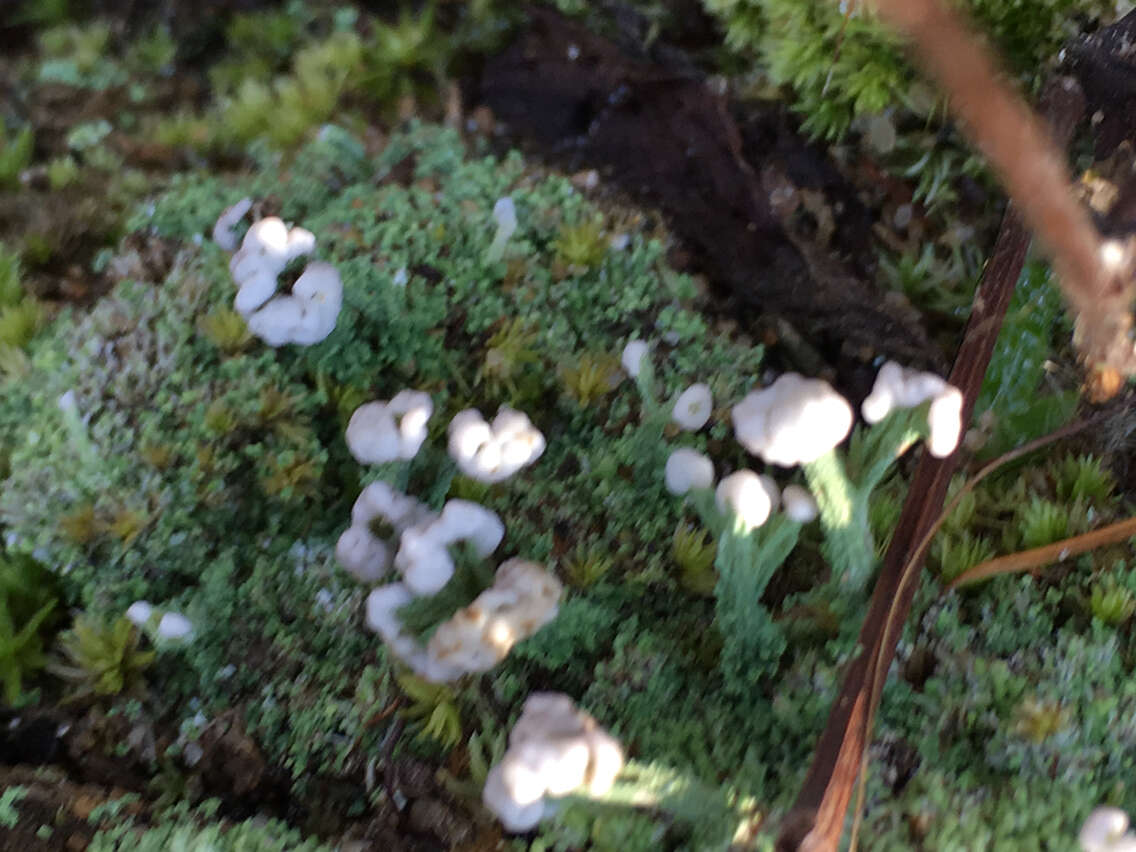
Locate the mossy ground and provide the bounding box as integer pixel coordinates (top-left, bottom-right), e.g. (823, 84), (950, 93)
(0, 3), (1133, 850)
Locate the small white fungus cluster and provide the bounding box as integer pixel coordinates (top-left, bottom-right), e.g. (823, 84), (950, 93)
(861, 360), (963, 458)
(126, 601), (194, 642)
(483, 692), (623, 832)
(1080, 807), (1136, 852)
(212, 197), (252, 251)
(428, 558), (563, 673)
(731, 373), (853, 467)
(334, 388), (552, 681)
(665, 448), (715, 495)
(448, 407), (546, 483)
(486, 196), (518, 262)
(345, 391), (434, 465)
(335, 482), (436, 583)
(365, 553), (562, 683)
(665, 447), (819, 526)
(395, 499), (505, 595)
(214, 207), (343, 347)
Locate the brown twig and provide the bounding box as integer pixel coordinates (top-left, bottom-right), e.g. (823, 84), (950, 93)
(777, 75), (1088, 851)
(947, 514), (1136, 590)
(868, 0), (1136, 383)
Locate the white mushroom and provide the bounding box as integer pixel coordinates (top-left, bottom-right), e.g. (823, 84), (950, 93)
(212, 197), (253, 252)
(345, 392), (434, 465)
(393, 500), (505, 596)
(664, 448), (714, 495)
(621, 339), (649, 378)
(862, 361), (964, 458)
(447, 406), (545, 483)
(781, 484), (819, 523)
(483, 693), (623, 833)
(672, 383), (713, 431)
(715, 470), (779, 531)
(732, 373), (853, 467)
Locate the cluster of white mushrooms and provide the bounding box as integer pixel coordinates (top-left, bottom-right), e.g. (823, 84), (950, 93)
(213, 198), (343, 347)
(635, 336), (964, 535)
(334, 390), (557, 684)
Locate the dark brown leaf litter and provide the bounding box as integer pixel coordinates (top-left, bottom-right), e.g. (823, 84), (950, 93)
(477, 7), (944, 386)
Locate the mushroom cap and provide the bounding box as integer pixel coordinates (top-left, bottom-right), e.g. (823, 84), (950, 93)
(665, 448), (714, 495)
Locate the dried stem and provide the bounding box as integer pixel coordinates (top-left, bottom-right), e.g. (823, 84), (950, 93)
(947, 514), (1136, 590)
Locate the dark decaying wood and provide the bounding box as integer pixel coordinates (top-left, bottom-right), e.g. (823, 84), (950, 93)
(479, 8), (940, 372)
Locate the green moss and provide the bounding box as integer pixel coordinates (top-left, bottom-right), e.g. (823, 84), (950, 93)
(703, 0), (1108, 141)
(0, 551), (59, 705)
(0, 122), (33, 191)
(88, 801), (333, 851)
(1, 114), (1121, 846)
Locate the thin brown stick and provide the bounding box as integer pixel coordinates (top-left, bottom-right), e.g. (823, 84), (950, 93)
(868, 0), (1136, 380)
(947, 514), (1136, 590)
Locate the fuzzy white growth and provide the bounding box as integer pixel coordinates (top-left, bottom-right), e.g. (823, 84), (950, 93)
(732, 373), (853, 467)
(664, 448), (714, 495)
(483, 693), (624, 833)
(394, 500), (505, 595)
(336, 482), (436, 584)
(621, 339), (649, 378)
(345, 391), (434, 465)
(861, 361), (963, 458)
(716, 470), (779, 530)
(157, 612), (194, 641)
(427, 559), (563, 674)
(230, 217), (316, 315)
(447, 407), (545, 483)
(781, 484), (819, 523)
(1080, 807), (1136, 852)
(673, 383), (713, 431)
(212, 197), (253, 252)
